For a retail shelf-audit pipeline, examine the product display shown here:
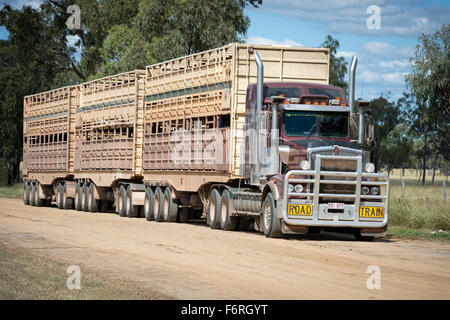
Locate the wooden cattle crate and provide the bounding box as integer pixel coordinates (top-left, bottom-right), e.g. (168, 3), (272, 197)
(23, 86), (79, 181)
(74, 70), (146, 180)
(144, 43), (330, 176)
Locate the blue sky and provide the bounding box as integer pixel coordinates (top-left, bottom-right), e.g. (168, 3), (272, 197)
(1, 0), (449, 101)
(245, 0), (450, 101)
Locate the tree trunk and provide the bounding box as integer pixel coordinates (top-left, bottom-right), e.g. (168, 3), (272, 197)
(431, 154), (438, 185)
(422, 148), (426, 186)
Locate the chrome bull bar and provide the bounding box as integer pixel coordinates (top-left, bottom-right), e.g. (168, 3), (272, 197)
(282, 155), (390, 227)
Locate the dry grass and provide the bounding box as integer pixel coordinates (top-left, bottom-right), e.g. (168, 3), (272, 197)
(0, 242), (169, 300)
(382, 169), (449, 233)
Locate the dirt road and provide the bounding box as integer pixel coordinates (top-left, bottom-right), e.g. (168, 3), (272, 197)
(0, 198), (449, 299)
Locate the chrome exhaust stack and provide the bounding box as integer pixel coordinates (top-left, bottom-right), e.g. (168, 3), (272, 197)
(253, 51), (264, 181)
(348, 56), (357, 115)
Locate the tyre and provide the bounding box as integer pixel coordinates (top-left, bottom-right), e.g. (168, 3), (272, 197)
(23, 181), (31, 205)
(88, 183), (99, 213)
(153, 186), (164, 222)
(62, 183), (73, 209)
(34, 182), (44, 207)
(163, 187), (178, 222)
(220, 190), (238, 230)
(144, 187), (155, 221)
(74, 184), (82, 211)
(207, 189), (221, 229)
(262, 193), (282, 238)
(117, 185), (127, 217)
(55, 183), (63, 209)
(126, 185), (139, 218)
(81, 182), (89, 212)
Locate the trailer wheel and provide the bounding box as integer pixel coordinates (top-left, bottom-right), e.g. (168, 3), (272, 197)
(220, 190), (238, 231)
(81, 182), (89, 212)
(32, 182), (43, 207)
(74, 184), (82, 211)
(262, 193), (282, 238)
(23, 181), (31, 205)
(55, 183), (62, 208)
(207, 189), (222, 229)
(118, 185), (127, 217)
(153, 187), (164, 222)
(62, 183), (73, 209)
(125, 185), (139, 218)
(88, 183), (99, 213)
(163, 187), (178, 222)
(144, 187), (155, 221)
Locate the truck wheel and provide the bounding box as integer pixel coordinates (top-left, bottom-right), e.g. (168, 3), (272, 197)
(88, 183), (99, 213)
(153, 187), (164, 222)
(63, 183), (73, 209)
(81, 182), (89, 212)
(117, 185), (127, 217)
(163, 187), (178, 222)
(23, 181), (31, 205)
(144, 187), (155, 221)
(74, 184), (82, 211)
(177, 207), (189, 223)
(262, 193), (282, 238)
(220, 190), (238, 230)
(34, 182), (44, 207)
(126, 185), (139, 218)
(207, 189), (222, 229)
(55, 183), (62, 208)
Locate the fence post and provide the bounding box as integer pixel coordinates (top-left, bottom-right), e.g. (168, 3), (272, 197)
(401, 175), (405, 199)
(444, 180), (447, 201)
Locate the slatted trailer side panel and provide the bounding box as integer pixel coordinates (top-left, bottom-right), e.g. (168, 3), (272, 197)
(74, 70), (146, 186)
(23, 86), (78, 184)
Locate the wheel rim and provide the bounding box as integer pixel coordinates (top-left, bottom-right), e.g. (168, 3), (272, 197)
(163, 195), (169, 220)
(144, 193), (150, 218)
(154, 193), (159, 219)
(35, 183), (39, 204)
(75, 187), (79, 208)
(264, 200), (271, 231)
(118, 191), (123, 213)
(210, 197), (216, 223)
(81, 186), (85, 210)
(221, 197), (227, 224)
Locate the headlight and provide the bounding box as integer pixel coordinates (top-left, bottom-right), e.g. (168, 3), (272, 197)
(361, 186), (370, 195)
(300, 160), (310, 170)
(294, 184), (304, 193)
(365, 162), (375, 173)
(288, 184), (294, 193)
(370, 186), (379, 195)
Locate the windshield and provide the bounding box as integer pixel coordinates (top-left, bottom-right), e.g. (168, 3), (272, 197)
(264, 86), (303, 98)
(308, 87), (346, 101)
(284, 111), (348, 138)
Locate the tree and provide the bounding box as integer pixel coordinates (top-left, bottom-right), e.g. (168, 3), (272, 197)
(367, 95), (400, 170)
(379, 123), (413, 176)
(405, 24), (450, 185)
(98, 0), (262, 77)
(321, 34), (348, 92)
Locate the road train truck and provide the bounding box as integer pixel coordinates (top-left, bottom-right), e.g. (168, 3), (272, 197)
(22, 43), (390, 239)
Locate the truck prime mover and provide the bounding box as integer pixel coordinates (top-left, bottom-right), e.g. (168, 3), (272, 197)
(22, 43), (390, 240)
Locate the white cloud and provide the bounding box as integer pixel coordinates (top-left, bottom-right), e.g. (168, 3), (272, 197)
(252, 0), (449, 37)
(379, 59), (410, 69)
(248, 36), (303, 47)
(3, 0), (41, 9)
(336, 51), (357, 58)
(362, 41), (414, 59)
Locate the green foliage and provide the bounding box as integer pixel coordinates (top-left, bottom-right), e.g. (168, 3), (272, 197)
(405, 24), (450, 162)
(379, 123), (413, 173)
(321, 35), (348, 92)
